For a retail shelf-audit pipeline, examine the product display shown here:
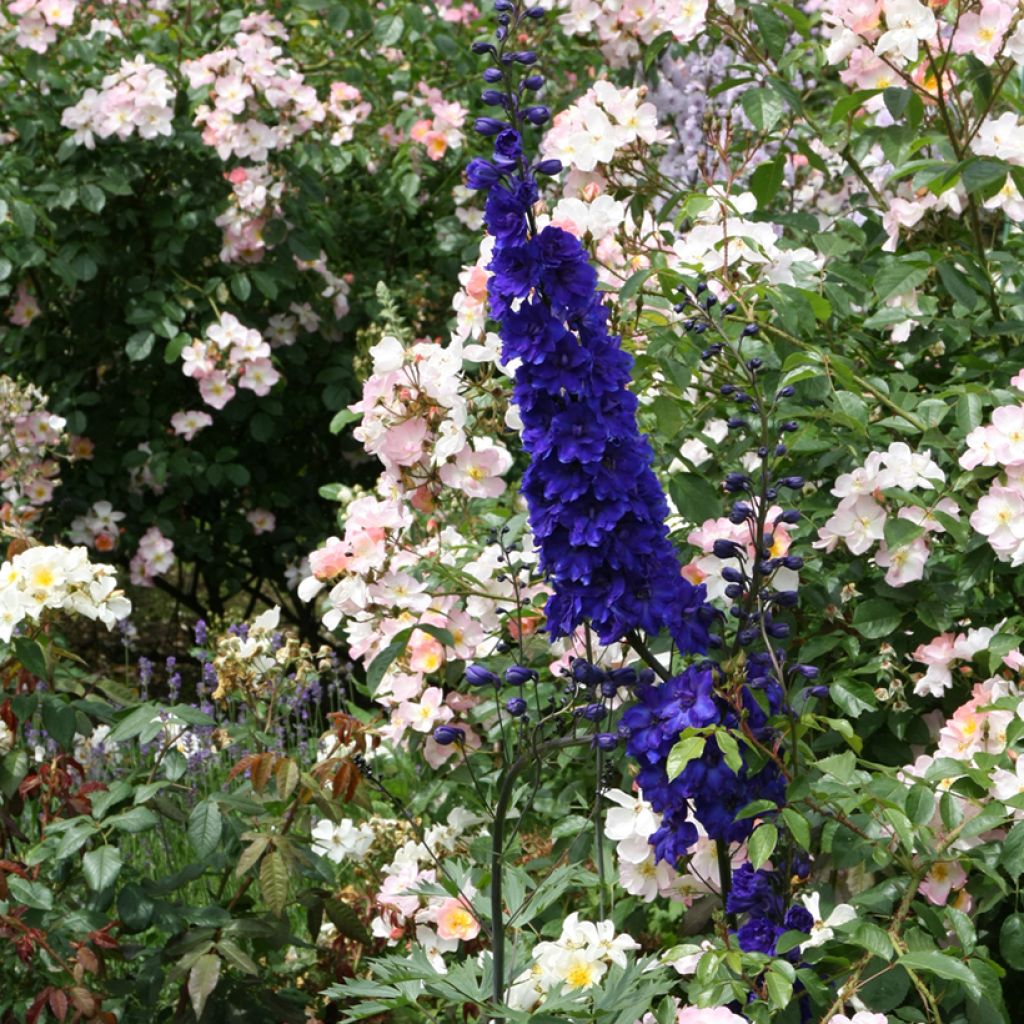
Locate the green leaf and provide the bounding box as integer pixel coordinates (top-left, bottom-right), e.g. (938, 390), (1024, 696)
(8, 876), (53, 911)
(126, 330), (155, 362)
(715, 730), (743, 773)
(849, 920), (894, 960)
(817, 750), (857, 783)
(961, 158), (1008, 196)
(188, 953), (221, 1020)
(117, 883), (155, 932)
(1000, 914), (1024, 970)
(898, 950), (982, 999)
(79, 184), (105, 213)
(750, 5), (790, 61)
(750, 155), (786, 208)
(666, 734), (706, 781)
(260, 850), (289, 916)
(749, 823), (779, 869)
(14, 638), (48, 680)
(329, 408), (360, 435)
(669, 473), (721, 523)
(373, 14), (404, 46)
(906, 784), (935, 825)
(781, 807), (811, 850)
(852, 599), (903, 640)
(188, 799), (223, 858)
(106, 807), (158, 834)
(883, 517), (924, 551)
(83, 845), (123, 891)
(41, 699), (75, 751)
(741, 90), (785, 133)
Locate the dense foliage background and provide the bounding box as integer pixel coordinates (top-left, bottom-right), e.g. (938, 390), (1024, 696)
(3, 0), (1024, 1023)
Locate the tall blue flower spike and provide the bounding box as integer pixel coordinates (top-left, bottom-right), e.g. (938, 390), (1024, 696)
(465, 6), (711, 654)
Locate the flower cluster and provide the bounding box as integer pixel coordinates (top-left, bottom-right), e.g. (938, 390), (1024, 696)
(961, 376), (1024, 565)
(68, 500), (125, 552)
(182, 13), (368, 162)
(507, 912), (641, 1011)
(214, 163), (285, 264)
(6, 0), (78, 53)
(468, 52), (709, 650)
(557, 0), (708, 68)
(814, 442), (953, 586)
(349, 334), (512, 497)
(726, 862), (814, 957)
(407, 83), (469, 161)
(623, 660), (786, 861)
(61, 56), (175, 148)
(129, 525), (175, 587)
(0, 376), (69, 525)
(368, 808), (483, 961)
(604, 786), (739, 903)
(179, 312), (281, 411)
(540, 81), (664, 181)
(0, 543), (131, 641)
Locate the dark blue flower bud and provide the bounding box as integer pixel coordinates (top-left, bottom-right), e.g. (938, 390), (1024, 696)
(794, 664), (819, 678)
(494, 0), (513, 9)
(638, 668), (656, 686)
(780, 421), (799, 433)
(713, 539), (744, 559)
(506, 696), (528, 716)
(775, 444), (788, 456)
(483, 67), (503, 82)
(742, 323), (760, 336)
(727, 417), (749, 430)
(465, 158), (502, 190)
(746, 357), (763, 370)
(523, 105), (550, 124)
(609, 666), (637, 687)
(777, 385), (796, 398)
(601, 680), (618, 698)
(505, 664), (538, 685)
(471, 41), (497, 55)
(583, 703), (607, 721)
(722, 567), (744, 583)
(723, 302), (737, 314)
(522, 74), (544, 90)
(725, 583), (743, 599)
(482, 89), (507, 106)
(809, 684), (829, 698)
(773, 590), (799, 607)
(594, 732), (618, 750)
(767, 622), (790, 638)
(778, 476), (804, 489)
(782, 555), (804, 570)
(433, 725), (465, 746)
(720, 384), (736, 395)
(705, 294), (718, 309)
(466, 664), (501, 687)
(511, 50), (538, 64)
(696, 281), (707, 294)
(738, 629), (758, 646)
(775, 509), (800, 524)
(473, 116), (507, 135)
(533, 158), (562, 175)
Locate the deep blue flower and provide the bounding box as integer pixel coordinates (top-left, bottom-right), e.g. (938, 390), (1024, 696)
(466, 157), (502, 190)
(728, 864), (782, 917)
(783, 905), (814, 934)
(433, 725), (465, 746)
(737, 917), (782, 956)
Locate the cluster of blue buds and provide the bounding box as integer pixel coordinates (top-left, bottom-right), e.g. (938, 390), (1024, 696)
(466, 1), (712, 653)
